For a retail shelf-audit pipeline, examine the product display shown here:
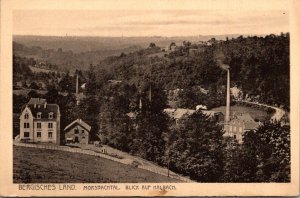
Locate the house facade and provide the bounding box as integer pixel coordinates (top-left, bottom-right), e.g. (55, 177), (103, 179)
(19, 98), (60, 144)
(223, 113), (260, 143)
(64, 119), (91, 144)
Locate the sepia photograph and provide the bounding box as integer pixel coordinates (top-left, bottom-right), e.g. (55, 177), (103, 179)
(1, 0), (299, 196)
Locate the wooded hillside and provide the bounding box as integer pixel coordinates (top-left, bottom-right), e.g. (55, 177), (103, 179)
(95, 33), (289, 108)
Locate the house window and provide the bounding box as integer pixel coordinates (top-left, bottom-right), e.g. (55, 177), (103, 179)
(24, 132), (30, 138)
(49, 112), (53, 119)
(239, 127), (243, 132)
(24, 122), (30, 128)
(48, 123), (53, 128)
(24, 113), (29, 119)
(74, 129), (79, 134)
(37, 122), (41, 128)
(233, 135), (237, 139)
(82, 130), (84, 134)
(229, 126), (232, 132)
(37, 112), (42, 119)
(48, 132), (53, 138)
(37, 132), (41, 138)
(233, 126), (236, 132)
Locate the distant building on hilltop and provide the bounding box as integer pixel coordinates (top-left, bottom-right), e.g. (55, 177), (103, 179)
(108, 80), (122, 85)
(18, 98), (61, 145)
(81, 83), (87, 89)
(169, 42), (177, 51)
(126, 112), (137, 120)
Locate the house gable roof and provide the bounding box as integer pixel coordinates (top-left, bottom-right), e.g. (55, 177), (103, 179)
(27, 98), (47, 105)
(235, 113), (255, 122)
(174, 108), (195, 119)
(244, 122), (260, 130)
(19, 105), (33, 119)
(64, 119), (91, 132)
(201, 110), (223, 117)
(21, 98), (60, 120)
(126, 112), (136, 119)
(164, 108), (195, 119)
(26, 104), (60, 119)
(230, 113), (259, 130)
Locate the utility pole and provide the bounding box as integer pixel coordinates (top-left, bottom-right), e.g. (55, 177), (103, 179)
(168, 157), (170, 177)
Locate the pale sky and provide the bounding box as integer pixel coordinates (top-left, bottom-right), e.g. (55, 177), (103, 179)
(13, 9), (289, 37)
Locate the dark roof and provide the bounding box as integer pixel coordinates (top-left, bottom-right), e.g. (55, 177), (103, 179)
(27, 98), (46, 105)
(22, 103), (60, 119)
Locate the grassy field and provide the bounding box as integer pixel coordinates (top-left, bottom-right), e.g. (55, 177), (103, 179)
(211, 104), (270, 121)
(13, 146), (180, 183)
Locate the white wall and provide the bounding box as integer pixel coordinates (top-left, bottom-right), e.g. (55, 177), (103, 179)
(33, 121), (57, 143)
(19, 107), (34, 141)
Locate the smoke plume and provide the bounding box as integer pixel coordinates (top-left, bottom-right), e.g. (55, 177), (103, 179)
(215, 51), (230, 70)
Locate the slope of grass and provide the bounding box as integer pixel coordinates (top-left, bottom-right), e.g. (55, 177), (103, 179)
(13, 146), (180, 183)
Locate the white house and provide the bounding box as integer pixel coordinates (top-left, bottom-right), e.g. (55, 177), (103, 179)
(19, 98), (61, 145)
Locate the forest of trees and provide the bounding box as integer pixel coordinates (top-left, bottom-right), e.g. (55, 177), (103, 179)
(94, 33), (289, 109)
(14, 33), (290, 109)
(13, 33), (290, 182)
(13, 79), (290, 182)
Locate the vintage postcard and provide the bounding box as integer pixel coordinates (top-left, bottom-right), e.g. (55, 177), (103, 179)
(0, 0), (299, 196)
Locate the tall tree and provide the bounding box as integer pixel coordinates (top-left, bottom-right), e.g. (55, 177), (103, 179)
(131, 82), (169, 164)
(98, 82), (135, 150)
(251, 122), (290, 182)
(169, 111), (224, 182)
(223, 122), (290, 182)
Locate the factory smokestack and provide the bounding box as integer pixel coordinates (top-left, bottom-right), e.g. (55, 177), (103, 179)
(215, 50), (230, 123)
(76, 72), (79, 95)
(225, 69), (230, 123)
